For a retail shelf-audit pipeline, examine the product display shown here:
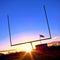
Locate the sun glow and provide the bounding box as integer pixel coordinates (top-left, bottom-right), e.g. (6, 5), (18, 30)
(14, 43), (33, 53)
(24, 46), (32, 53)
(21, 44), (32, 53)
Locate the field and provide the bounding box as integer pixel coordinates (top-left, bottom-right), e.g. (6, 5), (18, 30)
(0, 50), (60, 60)
(0, 45), (60, 60)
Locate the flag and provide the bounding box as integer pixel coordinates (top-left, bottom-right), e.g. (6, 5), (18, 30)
(40, 35), (45, 38)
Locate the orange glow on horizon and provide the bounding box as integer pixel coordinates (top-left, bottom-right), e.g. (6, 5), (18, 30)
(0, 36), (60, 54)
(13, 43), (33, 52)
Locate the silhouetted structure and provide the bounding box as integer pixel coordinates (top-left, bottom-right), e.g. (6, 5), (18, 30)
(36, 42), (60, 55)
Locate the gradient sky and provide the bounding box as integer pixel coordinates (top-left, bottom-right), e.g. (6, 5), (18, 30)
(0, 0), (60, 50)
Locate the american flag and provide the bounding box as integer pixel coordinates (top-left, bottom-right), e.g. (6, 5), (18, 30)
(40, 35), (45, 38)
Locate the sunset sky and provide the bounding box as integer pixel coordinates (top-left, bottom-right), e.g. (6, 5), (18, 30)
(0, 0), (60, 51)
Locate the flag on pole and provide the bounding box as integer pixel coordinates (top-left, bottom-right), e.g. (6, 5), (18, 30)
(40, 35), (44, 38)
(39, 35), (45, 40)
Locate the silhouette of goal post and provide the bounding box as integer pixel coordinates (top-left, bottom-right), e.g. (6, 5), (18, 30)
(7, 5), (52, 49)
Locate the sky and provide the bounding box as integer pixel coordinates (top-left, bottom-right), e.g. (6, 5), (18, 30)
(0, 0), (60, 51)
